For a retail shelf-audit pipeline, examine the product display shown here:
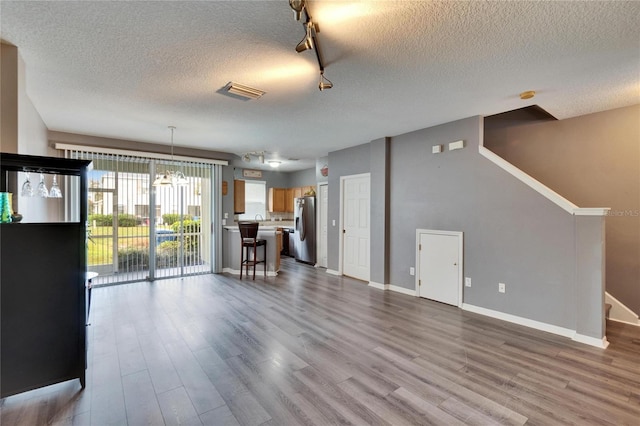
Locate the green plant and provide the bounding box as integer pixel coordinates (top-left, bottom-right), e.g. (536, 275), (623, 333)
(170, 220), (201, 251)
(117, 247), (149, 271)
(162, 213), (192, 225)
(88, 214), (113, 226)
(118, 214), (137, 227)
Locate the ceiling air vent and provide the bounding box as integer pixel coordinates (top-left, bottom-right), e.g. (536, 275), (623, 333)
(225, 82), (265, 100)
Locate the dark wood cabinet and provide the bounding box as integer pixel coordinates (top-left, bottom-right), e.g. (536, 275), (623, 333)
(0, 153), (90, 398)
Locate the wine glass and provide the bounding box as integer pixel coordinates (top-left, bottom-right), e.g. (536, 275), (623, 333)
(21, 173), (34, 197)
(49, 175), (63, 198)
(37, 173), (49, 198)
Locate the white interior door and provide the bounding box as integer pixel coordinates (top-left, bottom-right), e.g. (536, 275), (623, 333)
(342, 174), (370, 281)
(417, 230), (462, 306)
(318, 183), (328, 268)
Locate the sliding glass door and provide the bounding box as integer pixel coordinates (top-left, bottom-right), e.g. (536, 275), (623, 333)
(69, 150), (217, 286)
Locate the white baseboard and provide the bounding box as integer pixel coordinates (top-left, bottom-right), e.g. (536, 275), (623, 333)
(222, 267), (278, 277)
(573, 333), (609, 349)
(368, 281), (385, 290)
(368, 281), (417, 296)
(326, 269), (341, 276)
(462, 303), (608, 348)
(605, 291), (640, 326)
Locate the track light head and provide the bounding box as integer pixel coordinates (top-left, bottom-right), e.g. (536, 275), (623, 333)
(258, 153), (264, 164)
(242, 153), (251, 163)
(296, 38), (313, 53)
(319, 72), (333, 91)
(289, 0), (305, 21)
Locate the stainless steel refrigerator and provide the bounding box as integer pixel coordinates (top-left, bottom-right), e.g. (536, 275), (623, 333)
(293, 196), (316, 264)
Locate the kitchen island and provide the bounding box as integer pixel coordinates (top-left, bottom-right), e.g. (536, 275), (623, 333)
(223, 226), (282, 276)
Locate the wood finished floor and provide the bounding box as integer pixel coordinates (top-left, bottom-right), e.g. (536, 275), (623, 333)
(1, 258), (639, 425)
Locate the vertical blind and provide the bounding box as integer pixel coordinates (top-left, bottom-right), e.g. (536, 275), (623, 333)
(64, 148), (218, 286)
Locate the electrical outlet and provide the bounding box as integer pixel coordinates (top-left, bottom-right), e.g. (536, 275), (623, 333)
(409, 267), (415, 276)
(498, 282), (506, 293)
(222, 219), (226, 226)
(465, 277), (471, 287)
(224, 212), (228, 219)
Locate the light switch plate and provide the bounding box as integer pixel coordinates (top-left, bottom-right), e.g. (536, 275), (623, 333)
(409, 267), (415, 276)
(498, 282), (506, 293)
(465, 277), (471, 287)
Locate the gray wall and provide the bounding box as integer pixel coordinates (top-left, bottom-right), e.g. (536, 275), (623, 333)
(485, 104), (640, 314)
(388, 116), (580, 329)
(327, 143), (371, 271)
(289, 168), (316, 188)
(316, 156), (329, 183)
(370, 138), (390, 284)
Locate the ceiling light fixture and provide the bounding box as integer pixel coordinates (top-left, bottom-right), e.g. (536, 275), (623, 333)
(153, 126), (188, 187)
(241, 151), (266, 164)
(268, 160), (282, 168)
(291, 6), (333, 92)
(226, 82), (266, 100)
(289, 0), (306, 21)
(319, 71), (333, 91)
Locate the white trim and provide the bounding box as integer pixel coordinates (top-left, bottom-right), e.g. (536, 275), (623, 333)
(316, 182), (328, 269)
(573, 334), (609, 349)
(478, 146), (577, 214)
(462, 303), (609, 348)
(389, 284), (417, 296)
(326, 269), (341, 276)
(55, 142), (228, 166)
(222, 267), (278, 277)
(415, 229), (463, 308)
(574, 208), (610, 216)
(605, 291), (640, 325)
(368, 281), (386, 290)
(339, 173), (371, 280)
(368, 281), (417, 296)
(608, 318), (640, 327)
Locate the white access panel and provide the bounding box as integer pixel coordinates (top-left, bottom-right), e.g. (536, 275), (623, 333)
(416, 230), (463, 307)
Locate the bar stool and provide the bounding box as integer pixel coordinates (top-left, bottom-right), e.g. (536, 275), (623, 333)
(238, 221), (267, 280)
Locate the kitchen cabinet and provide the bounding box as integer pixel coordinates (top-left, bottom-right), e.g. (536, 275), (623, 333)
(293, 187), (303, 199)
(234, 179), (245, 214)
(0, 152), (90, 398)
(268, 187), (286, 213)
(285, 188), (294, 213)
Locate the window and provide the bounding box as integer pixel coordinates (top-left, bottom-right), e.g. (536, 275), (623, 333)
(239, 181), (266, 220)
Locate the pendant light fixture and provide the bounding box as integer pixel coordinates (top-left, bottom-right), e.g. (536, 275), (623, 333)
(153, 126), (188, 187)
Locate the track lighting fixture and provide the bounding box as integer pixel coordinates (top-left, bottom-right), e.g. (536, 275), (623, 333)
(296, 22), (314, 53)
(241, 151), (268, 165)
(153, 126), (188, 187)
(289, 0), (306, 21)
(289, 4), (333, 92)
(319, 72), (333, 91)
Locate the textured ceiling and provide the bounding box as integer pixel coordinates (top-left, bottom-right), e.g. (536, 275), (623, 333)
(1, 1), (639, 171)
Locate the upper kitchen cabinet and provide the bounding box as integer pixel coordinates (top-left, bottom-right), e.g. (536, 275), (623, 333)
(234, 179), (245, 214)
(268, 187), (286, 213)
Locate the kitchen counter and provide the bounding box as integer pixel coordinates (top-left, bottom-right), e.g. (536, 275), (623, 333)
(223, 227), (282, 276)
